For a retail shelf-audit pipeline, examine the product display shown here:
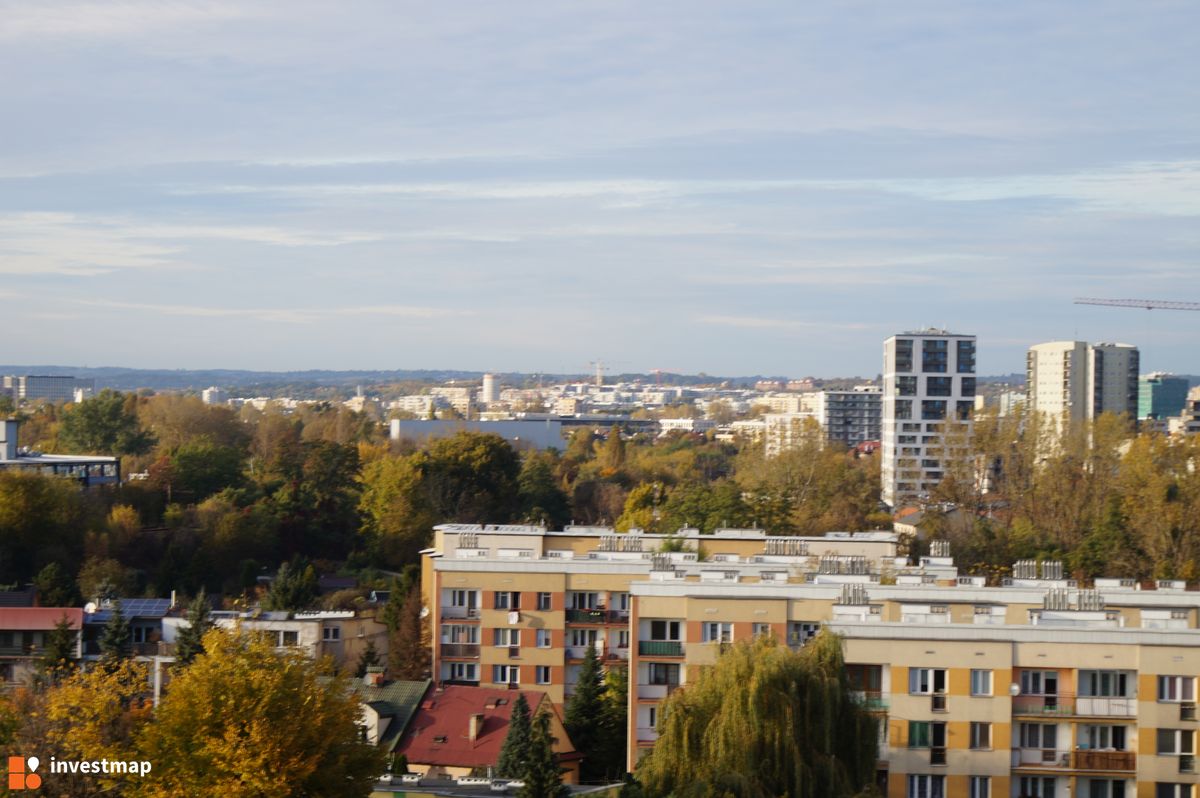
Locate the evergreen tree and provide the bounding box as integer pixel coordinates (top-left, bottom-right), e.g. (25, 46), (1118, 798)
(34, 562), (79, 607)
(99, 599), (131, 663)
(40, 614), (78, 682)
(496, 692), (532, 778)
(389, 585), (428, 680)
(264, 558), (319, 611)
(636, 633), (877, 798)
(174, 590), (213, 666)
(355, 639), (382, 678)
(595, 665), (629, 781)
(519, 709), (568, 798)
(563, 643), (604, 780)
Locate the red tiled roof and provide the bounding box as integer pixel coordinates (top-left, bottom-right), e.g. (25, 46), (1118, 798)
(397, 686), (576, 768)
(0, 607), (83, 631)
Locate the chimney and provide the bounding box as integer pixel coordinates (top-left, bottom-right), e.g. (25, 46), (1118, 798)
(1, 419), (18, 461)
(468, 713), (484, 743)
(363, 666), (385, 687)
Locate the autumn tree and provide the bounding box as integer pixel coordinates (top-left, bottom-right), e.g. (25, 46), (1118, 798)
(636, 633), (877, 798)
(135, 628), (385, 798)
(59, 389), (154, 456)
(390, 585), (428, 680)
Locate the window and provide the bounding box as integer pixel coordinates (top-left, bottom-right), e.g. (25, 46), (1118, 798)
(752, 623), (773, 639)
(896, 376), (918, 396)
(614, 592), (630, 611)
(445, 662), (478, 681)
(537, 592), (552, 611)
(322, 626), (340, 642)
(536, 629), (552, 648)
(648, 706), (657, 728)
(535, 666), (551, 685)
(1084, 780), (1128, 798)
(494, 591), (520, 610)
(492, 665), (519, 684)
(1018, 777), (1056, 797)
(970, 669), (992, 696)
(1081, 724), (1128, 751)
(906, 774), (944, 798)
(449, 589), (478, 611)
(1158, 729), (1194, 756)
(649, 620), (681, 641)
(909, 668), (947, 695)
(493, 628), (520, 647)
(968, 777), (989, 798)
(570, 628), (598, 648)
(846, 664), (882, 693)
(894, 400), (913, 420)
(617, 630), (629, 648)
(961, 377), (976, 396)
(569, 592), (598, 610)
(1157, 785), (1194, 798)
(955, 401), (973, 421)
(788, 622), (819, 647)
(702, 622), (732, 643)
(926, 377), (952, 396)
(922, 339), (949, 373)
(1020, 723), (1058, 750)
(648, 663), (680, 686)
(279, 630), (299, 647)
(894, 339), (914, 372)
(921, 400), (947, 420)
(1020, 670), (1059, 696)
(442, 624), (479, 643)
(1160, 676), (1196, 702)
(1080, 671), (1131, 697)
(909, 721), (931, 748)
(970, 722), (991, 750)
(132, 626), (152, 644)
(957, 340), (976, 373)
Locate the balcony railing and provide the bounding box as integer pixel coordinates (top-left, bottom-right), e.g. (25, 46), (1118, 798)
(637, 683), (681, 700)
(1180, 754), (1196, 774)
(1075, 696), (1136, 716)
(439, 643), (480, 658)
(566, 609), (630, 624)
(1073, 750), (1135, 771)
(931, 694), (947, 712)
(930, 747), (947, 766)
(1013, 748), (1068, 768)
(441, 606), (480, 619)
(639, 641), (684, 657)
(1182, 702), (1197, 721)
(636, 727), (659, 743)
(1012, 694), (1075, 716)
(852, 690), (889, 711)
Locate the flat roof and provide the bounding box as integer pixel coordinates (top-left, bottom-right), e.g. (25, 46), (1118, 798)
(828, 620), (1200, 647)
(0, 454), (118, 465)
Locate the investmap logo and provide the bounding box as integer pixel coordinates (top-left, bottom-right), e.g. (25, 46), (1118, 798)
(7, 756), (42, 791)
(7, 754), (152, 790)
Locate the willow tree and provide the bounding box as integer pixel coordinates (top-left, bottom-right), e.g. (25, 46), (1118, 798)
(636, 633), (877, 798)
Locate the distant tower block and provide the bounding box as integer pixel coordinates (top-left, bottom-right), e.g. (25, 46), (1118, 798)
(481, 373), (499, 405)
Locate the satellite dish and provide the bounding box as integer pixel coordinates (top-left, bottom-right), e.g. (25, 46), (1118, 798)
(1009, 683), (1021, 697)
(84, 602), (98, 615)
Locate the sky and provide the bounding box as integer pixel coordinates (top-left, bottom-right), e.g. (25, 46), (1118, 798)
(3, 1), (1199, 377)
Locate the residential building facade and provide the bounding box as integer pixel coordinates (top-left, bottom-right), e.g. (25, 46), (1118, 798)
(882, 330), (977, 508)
(1026, 341), (1140, 427)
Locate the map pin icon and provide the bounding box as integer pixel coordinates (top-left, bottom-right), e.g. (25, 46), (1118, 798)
(26, 756), (39, 772)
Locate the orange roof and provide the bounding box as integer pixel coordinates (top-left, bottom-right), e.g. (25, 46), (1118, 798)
(0, 607), (83, 631)
(397, 686), (577, 768)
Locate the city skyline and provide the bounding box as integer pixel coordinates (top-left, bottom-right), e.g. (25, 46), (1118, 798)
(3, 2), (1199, 374)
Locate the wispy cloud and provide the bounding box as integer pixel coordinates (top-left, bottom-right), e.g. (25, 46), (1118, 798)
(69, 299), (470, 324)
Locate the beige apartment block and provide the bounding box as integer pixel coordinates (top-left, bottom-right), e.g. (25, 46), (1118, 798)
(423, 525), (1200, 797)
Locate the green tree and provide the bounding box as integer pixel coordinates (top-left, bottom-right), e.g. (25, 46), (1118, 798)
(59, 389), (154, 456)
(135, 629), (385, 798)
(355, 639), (382, 678)
(636, 633), (877, 798)
(40, 614), (79, 682)
(595, 665), (629, 781)
(265, 558), (319, 611)
(599, 428), (626, 473)
(0, 471), (90, 585)
(563, 644), (605, 780)
(519, 709), (569, 798)
(99, 599), (132, 663)
(496, 691), (533, 778)
(34, 561), (79, 607)
(167, 438), (247, 503)
(174, 590), (214, 666)
(518, 451), (571, 527)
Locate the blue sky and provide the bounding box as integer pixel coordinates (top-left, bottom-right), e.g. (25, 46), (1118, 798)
(3, 1), (1198, 376)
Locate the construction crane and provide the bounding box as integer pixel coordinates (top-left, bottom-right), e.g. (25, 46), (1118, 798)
(1075, 297), (1200, 311)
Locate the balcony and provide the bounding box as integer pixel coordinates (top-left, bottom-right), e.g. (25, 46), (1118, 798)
(1013, 748), (1069, 768)
(1075, 696), (1137, 716)
(931, 694), (947, 713)
(930, 747), (947, 766)
(637, 683), (681, 700)
(566, 609), (630, 624)
(852, 691), (889, 712)
(1012, 694), (1075, 716)
(439, 643), (480, 658)
(639, 641), (684, 657)
(636, 727), (658, 743)
(1183, 702), (1198, 722)
(1073, 750), (1135, 771)
(441, 606), (480, 620)
(507, 646), (520, 659)
(1181, 754), (1196, 774)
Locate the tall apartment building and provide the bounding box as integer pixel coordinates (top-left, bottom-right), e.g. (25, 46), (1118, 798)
(1140, 374), (1190, 421)
(423, 525), (1200, 798)
(3, 375), (94, 404)
(1026, 341), (1140, 426)
(882, 330), (976, 508)
(763, 387), (881, 457)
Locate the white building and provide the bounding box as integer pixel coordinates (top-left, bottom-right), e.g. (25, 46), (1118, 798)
(3, 375), (94, 404)
(1026, 340), (1139, 426)
(882, 329), (976, 508)
(480, 373), (499, 405)
(201, 386), (227, 405)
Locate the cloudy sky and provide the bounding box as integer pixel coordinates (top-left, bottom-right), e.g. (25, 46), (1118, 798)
(3, 1), (1198, 376)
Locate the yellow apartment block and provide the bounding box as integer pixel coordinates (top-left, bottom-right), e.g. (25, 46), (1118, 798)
(424, 525), (1200, 798)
